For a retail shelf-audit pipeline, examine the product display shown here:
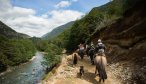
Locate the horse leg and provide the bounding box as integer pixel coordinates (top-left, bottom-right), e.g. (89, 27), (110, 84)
(87, 50), (89, 57)
(103, 78), (105, 82)
(80, 50), (84, 59)
(81, 52), (83, 59)
(91, 55), (95, 65)
(99, 78), (101, 83)
(89, 55), (92, 63)
(79, 52), (82, 59)
(95, 65), (100, 76)
(81, 55), (83, 59)
(95, 65), (97, 75)
(91, 58), (94, 65)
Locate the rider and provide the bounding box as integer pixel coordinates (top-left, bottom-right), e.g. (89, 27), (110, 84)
(89, 42), (95, 64)
(78, 43), (84, 53)
(90, 42), (95, 50)
(95, 39), (106, 56)
(78, 43), (85, 59)
(79, 43), (84, 50)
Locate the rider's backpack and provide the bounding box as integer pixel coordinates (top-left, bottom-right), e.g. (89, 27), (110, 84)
(96, 43), (105, 51)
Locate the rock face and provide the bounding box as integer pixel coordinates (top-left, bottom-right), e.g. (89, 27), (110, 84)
(92, 0), (146, 83)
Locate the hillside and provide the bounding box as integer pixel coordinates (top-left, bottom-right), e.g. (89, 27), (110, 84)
(91, 0), (146, 83)
(63, 0), (129, 51)
(42, 21), (74, 39)
(0, 21), (30, 38)
(0, 21), (36, 72)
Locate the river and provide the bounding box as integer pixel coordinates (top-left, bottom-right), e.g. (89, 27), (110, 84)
(0, 52), (46, 84)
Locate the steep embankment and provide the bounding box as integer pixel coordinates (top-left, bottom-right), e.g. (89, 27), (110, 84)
(92, 0), (146, 83)
(43, 53), (121, 84)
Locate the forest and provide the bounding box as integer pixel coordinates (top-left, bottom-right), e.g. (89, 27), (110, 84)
(0, 35), (36, 72)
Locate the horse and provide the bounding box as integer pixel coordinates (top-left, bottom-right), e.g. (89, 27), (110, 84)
(88, 48), (95, 65)
(72, 53), (78, 65)
(94, 54), (107, 82)
(78, 49), (85, 59)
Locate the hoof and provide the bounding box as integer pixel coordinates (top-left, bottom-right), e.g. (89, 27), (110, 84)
(99, 78), (101, 82)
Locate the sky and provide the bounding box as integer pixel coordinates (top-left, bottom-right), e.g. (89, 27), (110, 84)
(0, 0), (110, 37)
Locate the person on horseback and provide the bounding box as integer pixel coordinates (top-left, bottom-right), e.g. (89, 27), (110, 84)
(78, 43), (85, 59)
(78, 43), (84, 51)
(95, 39), (106, 56)
(90, 42), (95, 50)
(94, 39), (107, 82)
(85, 43), (89, 56)
(88, 42), (95, 64)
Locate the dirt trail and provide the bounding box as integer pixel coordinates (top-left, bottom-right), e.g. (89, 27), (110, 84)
(44, 53), (122, 84)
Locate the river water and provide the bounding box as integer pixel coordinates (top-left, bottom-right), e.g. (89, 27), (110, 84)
(0, 52), (46, 84)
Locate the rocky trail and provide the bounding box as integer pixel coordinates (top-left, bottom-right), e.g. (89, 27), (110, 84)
(43, 53), (122, 84)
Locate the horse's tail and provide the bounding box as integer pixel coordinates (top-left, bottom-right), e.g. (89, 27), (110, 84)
(100, 56), (107, 79)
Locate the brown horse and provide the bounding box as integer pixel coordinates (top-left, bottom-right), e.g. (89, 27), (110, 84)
(72, 53), (78, 65)
(94, 54), (107, 82)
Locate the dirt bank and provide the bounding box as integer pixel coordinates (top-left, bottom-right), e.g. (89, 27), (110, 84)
(91, 0), (146, 83)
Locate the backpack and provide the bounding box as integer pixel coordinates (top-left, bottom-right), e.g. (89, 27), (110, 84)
(96, 43), (105, 52)
(98, 43), (105, 49)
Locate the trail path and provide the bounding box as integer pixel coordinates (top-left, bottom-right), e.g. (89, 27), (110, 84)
(44, 53), (122, 84)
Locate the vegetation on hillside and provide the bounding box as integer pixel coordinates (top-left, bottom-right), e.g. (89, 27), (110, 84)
(0, 22), (36, 72)
(65, 0), (126, 51)
(38, 21), (74, 68)
(36, 27), (71, 69)
(0, 35), (36, 72)
(49, 0), (140, 52)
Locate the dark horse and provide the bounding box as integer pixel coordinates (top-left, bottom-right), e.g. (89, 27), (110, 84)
(78, 49), (85, 59)
(94, 54), (107, 82)
(88, 48), (95, 65)
(73, 53), (78, 65)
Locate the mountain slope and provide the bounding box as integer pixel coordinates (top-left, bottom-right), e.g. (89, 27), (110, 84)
(64, 0), (127, 51)
(42, 21), (74, 39)
(91, 0), (146, 83)
(0, 21), (30, 38)
(0, 21), (35, 72)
